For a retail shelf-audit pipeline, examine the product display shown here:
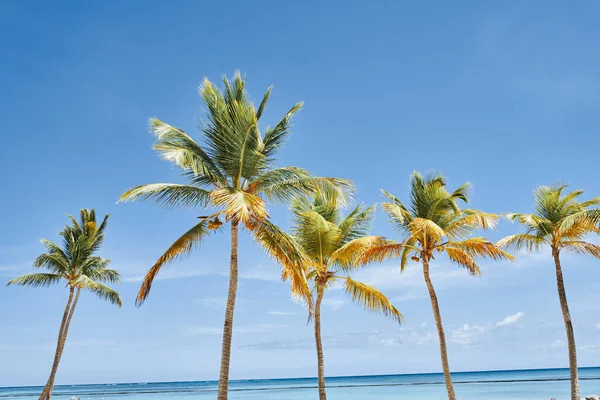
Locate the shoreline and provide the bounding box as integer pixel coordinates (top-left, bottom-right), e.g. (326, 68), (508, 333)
(2, 366), (600, 391)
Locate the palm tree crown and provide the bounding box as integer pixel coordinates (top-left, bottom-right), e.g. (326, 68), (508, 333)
(262, 194), (403, 321)
(120, 72), (350, 304)
(8, 209), (122, 305)
(364, 171), (513, 272)
(498, 184), (600, 254)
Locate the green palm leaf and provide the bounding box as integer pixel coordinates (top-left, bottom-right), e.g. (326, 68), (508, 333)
(7, 273), (63, 288)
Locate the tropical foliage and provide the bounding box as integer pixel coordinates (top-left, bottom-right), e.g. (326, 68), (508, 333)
(8, 70), (600, 400)
(498, 185), (600, 400)
(360, 171), (513, 400)
(7, 209), (121, 400)
(255, 194), (402, 400)
(119, 72), (351, 400)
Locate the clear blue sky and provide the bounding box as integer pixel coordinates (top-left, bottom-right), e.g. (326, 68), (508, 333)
(1, 0), (599, 387)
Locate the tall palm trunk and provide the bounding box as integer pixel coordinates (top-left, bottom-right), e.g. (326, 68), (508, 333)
(423, 256), (456, 400)
(313, 285), (327, 400)
(39, 287), (80, 400)
(217, 222), (239, 400)
(552, 247), (580, 400)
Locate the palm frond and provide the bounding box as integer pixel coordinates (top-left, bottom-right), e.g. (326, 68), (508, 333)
(408, 217), (446, 244)
(33, 252), (70, 275)
(136, 219), (213, 305)
(343, 278), (403, 324)
(399, 237), (419, 271)
(561, 241), (600, 258)
(252, 219), (312, 302)
(444, 247), (481, 275)
(338, 204), (376, 243)
(331, 236), (388, 270)
(381, 189), (411, 234)
(557, 210), (600, 238)
(149, 118), (226, 186)
(74, 275), (122, 307)
(447, 238), (514, 262)
(6, 273), (63, 288)
(83, 264), (120, 284)
(496, 234), (548, 252)
(262, 102), (303, 161)
(199, 74), (265, 181)
(293, 210), (341, 264)
(119, 183), (212, 209)
(255, 85), (273, 121)
(211, 188), (267, 225)
(445, 209), (499, 239)
(357, 242), (415, 267)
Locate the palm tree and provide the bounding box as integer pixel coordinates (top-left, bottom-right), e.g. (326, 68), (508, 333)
(360, 171), (513, 400)
(7, 209), (121, 400)
(497, 185), (600, 400)
(119, 72), (350, 400)
(255, 194), (402, 400)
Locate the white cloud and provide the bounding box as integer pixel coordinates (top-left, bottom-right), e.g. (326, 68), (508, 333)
(267, 311), (296, 316)
(451, 312), (525, 346)
(496, 312), (525, 328)
(451, 324), (489, 345)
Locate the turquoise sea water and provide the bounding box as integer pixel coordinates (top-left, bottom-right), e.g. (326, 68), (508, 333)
(2, 368), (600, 400)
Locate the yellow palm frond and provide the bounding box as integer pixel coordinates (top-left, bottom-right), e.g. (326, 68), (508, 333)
(408, 217), (446, 243)
(211, 188), (268, 225)
(496, 234), (548, 252)
(445, 246), (481, 275)
(561, 241), (600, 258)
(445, 210), (499, 239)
(343, 277), (403, 324)
(557, 210), (600, 239)
(447, 238), (514, 261)
(357, 242), (410, 265)
(251, 220), (312, 302)
(136, 219), (213, 305)
(330, 236), (388, 270)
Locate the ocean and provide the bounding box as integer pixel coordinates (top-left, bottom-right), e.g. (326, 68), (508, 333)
(2, 368), (600, 400)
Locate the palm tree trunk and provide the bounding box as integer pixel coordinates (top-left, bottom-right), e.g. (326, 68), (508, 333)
(56, 289), (80, 361)
(217, 222), (240, 400)
(314, 285), (327, 400)
(552, 248), (580, 400)
(423, 257), (457, 400)
(38, 287), (80, 400)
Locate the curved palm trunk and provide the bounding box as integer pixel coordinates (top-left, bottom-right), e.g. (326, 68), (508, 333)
(552, 248), (580, 400)
(423, 257), (456, 400)
(313, 285), (327, 400)
(39, 288), (81, 400)
(217, 222), (240, 400)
